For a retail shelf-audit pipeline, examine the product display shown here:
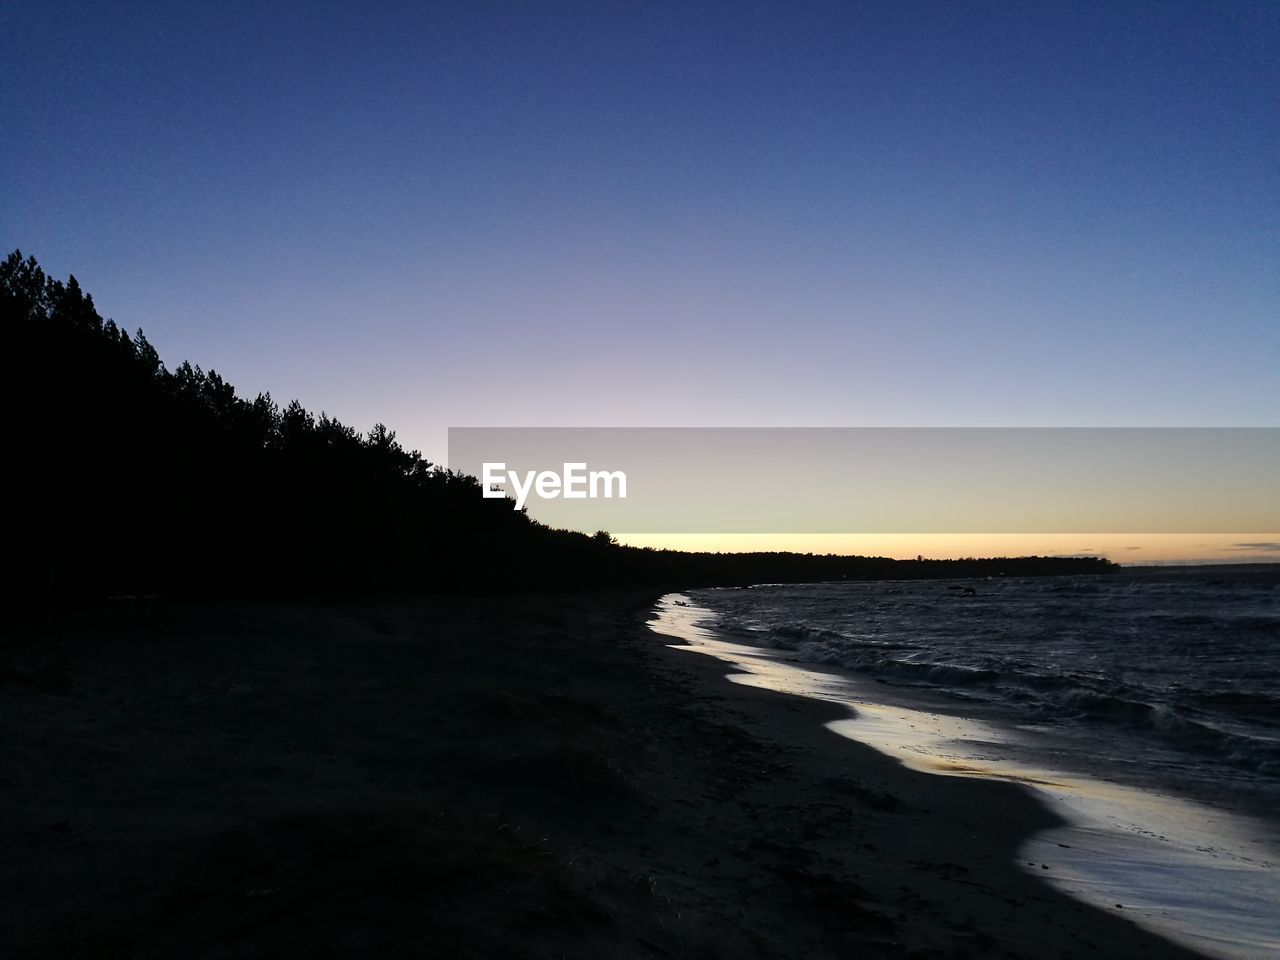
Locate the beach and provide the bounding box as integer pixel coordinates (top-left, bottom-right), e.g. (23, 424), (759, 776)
(3, 594), (1204, 958)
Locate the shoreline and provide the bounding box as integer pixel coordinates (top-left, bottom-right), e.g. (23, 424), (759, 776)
(5, 592), (1206, 957)
(637, 594), (1210, 959)
(648, 592), (1278, 959)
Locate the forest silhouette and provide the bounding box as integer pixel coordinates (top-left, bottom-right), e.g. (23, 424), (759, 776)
(1, 250), (1113, 606)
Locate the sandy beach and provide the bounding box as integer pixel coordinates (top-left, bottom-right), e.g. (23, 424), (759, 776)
(8, 2), (1274, 955)
(3, 594), (1204, 958)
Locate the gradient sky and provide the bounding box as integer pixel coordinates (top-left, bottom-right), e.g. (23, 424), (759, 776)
(4, 2), (1278, 559)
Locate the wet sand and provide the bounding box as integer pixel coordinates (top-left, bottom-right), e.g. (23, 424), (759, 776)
(650, 595), (1279, 960)
(2, 594), (1205, 958)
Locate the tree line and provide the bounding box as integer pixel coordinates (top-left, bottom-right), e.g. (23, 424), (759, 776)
(0, 251), (1114, 607)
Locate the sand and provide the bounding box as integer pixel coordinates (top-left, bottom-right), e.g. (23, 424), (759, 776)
(1, 593), (1204, 958)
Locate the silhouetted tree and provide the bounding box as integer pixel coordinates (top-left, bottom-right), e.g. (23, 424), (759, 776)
(0, 250), (1117, 609)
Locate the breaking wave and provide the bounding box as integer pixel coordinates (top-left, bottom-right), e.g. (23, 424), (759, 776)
(693, 567), (1280, 793)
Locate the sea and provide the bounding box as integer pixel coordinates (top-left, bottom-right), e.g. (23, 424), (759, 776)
(649, 565), (1280, 960)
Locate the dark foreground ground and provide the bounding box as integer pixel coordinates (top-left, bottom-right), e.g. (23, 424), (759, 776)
(2, 594), (1203, 958)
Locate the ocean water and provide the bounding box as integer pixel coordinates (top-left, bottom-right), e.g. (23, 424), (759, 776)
(692, 567), (1280, 817)
(651, 565), (1280, 959)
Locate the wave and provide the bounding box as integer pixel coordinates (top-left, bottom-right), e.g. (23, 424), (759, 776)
(704, 606), (1280, 776)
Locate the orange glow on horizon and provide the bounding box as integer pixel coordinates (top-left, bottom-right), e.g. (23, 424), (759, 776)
(611, 533), (1280, 564)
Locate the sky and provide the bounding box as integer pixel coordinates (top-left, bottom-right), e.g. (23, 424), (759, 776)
(4, 2), (1277, 559)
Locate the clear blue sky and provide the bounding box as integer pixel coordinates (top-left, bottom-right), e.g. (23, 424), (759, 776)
(4, 1), (1277, 463)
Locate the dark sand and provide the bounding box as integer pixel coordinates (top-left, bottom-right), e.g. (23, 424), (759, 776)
(2, 594), (1204, 958)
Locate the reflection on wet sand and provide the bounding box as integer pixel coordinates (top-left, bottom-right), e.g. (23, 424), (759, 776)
(650, 594), (1280, 960)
